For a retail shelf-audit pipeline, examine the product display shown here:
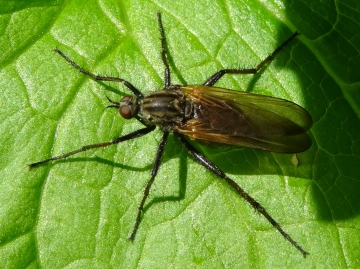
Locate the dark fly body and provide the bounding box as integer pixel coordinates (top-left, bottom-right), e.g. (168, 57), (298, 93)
(29, 12), (312, 256)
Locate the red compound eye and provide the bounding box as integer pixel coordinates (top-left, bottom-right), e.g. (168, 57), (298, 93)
(119, 96), (133, 119)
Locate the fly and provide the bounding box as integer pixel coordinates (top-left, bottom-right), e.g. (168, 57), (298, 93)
(29, 12), (312, 257)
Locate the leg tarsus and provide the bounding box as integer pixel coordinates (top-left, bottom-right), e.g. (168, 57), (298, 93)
(176, 133), (308, 257)
(157, 12), (171, 89)
(203, 32), (300, 86)
(28, 126), (155, 168)
(128, 131), (169, 241)
(53, 49), (144, 99)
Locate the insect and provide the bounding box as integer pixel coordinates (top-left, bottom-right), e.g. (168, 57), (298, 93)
(29, 12), (312, 256)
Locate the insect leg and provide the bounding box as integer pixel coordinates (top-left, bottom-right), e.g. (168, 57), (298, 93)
(203, 32), (300, 86)
(157, 11), (171, 88)
(128, 131), (169, 241)
(54, 49), (144, 99)
(176, 133), (309, 257)
(28, 126), (155, 168)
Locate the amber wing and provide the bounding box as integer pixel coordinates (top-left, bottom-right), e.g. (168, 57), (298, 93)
(175, 86), (312, 153)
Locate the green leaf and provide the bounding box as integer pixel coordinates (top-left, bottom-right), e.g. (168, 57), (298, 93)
(1, 0), (359, 268)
